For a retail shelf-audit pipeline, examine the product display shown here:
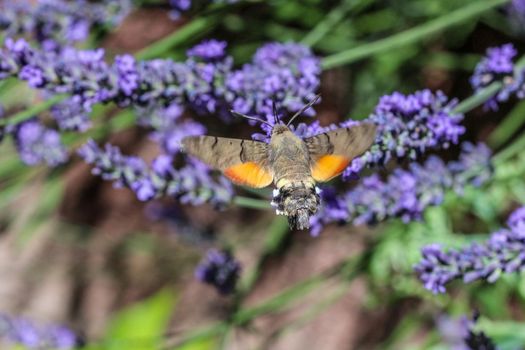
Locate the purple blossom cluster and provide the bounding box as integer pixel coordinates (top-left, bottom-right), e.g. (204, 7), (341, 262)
(137, 103), (207, 156)
(0, 313), (80, 349)
(310, 143), (492, 236)
(0, 104), (68, 167)
(415, 206), (525, 294)
(51, 99), (91, 132)
(437, 313), (497, 350)
(507, 0), (525, 35)
(195, 249), (241, 295)
(169, 0), (238, 20)
(0, 38), (320, 129)
(78, 139), (233, 206)
(0, 0), (131, 50)
(470, 44), (519, 110)
(253, 89), (467, 185)
(12, 119), (68, 166)
(227, 42), (321, 124)
(343, 89), (465, 179)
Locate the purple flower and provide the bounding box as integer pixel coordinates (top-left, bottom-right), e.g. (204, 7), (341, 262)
(343, 90), (465, 179)
(507, 1), (525, 35)
(0, 0), (131, 47)
(310, 143), (492, 235)
(415, 205), (525, 294)
(78, 140), (234, 206)
(137, 103), (207, 155)
(19, 65), (45, 88)
(0, 313), (80, 349)
(0, 39), (320, 124)
(115, 54), (139, 98)
(437, 314), (497, 350)
(51, 100), (91, 132)
(309, 187), (347, 237)
(470, 44), (518, 110)
(195, 249), (241, 295)
(12, 119), (68, 166)
(226, 42), (321, 122)
(187, 39), (227, 61)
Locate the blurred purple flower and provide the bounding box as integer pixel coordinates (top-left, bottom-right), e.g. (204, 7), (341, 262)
(12, 119), (68, 166)
(343, 89), (465, 179)
(0, 0), (131, 48)
(78, 139), (234, 206)
(507, 0), (525, 35)
(51, 100), (91, 132)
(187, 39), (227, 61)
(226, 42), (321, 123)
(309, 187), (348, 237)
(0, 38), (320, 125)
(310, 143), (491, 235)
(0, 313), (80, 349)
(437, 313), (497, 350)
(415, 205), (525, 294)
(195, 249), (241, 295)
(156, 120), (207, 156)
(470, 44), (518, 110)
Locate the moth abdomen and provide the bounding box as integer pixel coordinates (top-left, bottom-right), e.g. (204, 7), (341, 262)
(271, 181), (320, 230)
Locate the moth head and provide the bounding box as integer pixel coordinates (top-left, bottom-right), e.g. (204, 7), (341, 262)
(271, 124), (291, 135)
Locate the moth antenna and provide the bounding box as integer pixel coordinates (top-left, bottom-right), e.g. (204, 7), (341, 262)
(230, 110), (273, 127)
(286, 94), (321, 127)
(272, 100), (279, 125)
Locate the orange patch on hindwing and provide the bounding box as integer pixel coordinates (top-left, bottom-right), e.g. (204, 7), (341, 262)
(311, 155), (350, 182)
(224, 162), (273, 188)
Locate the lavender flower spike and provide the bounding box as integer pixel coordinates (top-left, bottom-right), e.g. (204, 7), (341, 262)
(415, 206), (525, 294)
(470, 43), (518, 110)
(0, 39), (320, 124)
(310, 143), (492, 236)
(437, 313), (498, 350)
(0, 0), (131, 49)
(78, 140), (234, 206)
(0, 313), (81, 349)
(343, 89), (465, 179)
(195, 249), (241, 295)
(12, 119), (68, 166)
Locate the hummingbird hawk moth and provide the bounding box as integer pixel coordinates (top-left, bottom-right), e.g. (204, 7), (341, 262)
(181, 96), (377, 230)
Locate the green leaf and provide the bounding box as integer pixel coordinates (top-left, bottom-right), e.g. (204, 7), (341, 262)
(103, 289), (177, 350)
(488, 100), (525, 148)
(174, 336), (217, 350)
(0, 95), (67, 126)
(321, 0), (510, 69)
(135, 15), (221, 60)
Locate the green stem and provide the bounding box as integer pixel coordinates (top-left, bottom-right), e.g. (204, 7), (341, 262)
(301, 0), (366, 47)
(488, 100), (525, 148)
(233, 196), (271, 209)
(493, 131), (525, 165)
(321, 0), (510, 69)
(0, 95), (66, 126)
(135, 14), (221, 60)
(453, 82), (501, 114)
(162, 323), (229, 349)
(166, 254), (365, 348)
(238, 217), (289, 294)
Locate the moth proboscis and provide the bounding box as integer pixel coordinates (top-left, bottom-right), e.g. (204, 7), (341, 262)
(181, 96), (377, 230)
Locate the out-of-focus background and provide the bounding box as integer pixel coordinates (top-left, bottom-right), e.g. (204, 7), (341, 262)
(1, 0), (525, 349)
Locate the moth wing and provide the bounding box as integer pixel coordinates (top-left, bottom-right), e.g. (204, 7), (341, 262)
(304, 123), (376, 182)
(181, 136), (273, 188)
